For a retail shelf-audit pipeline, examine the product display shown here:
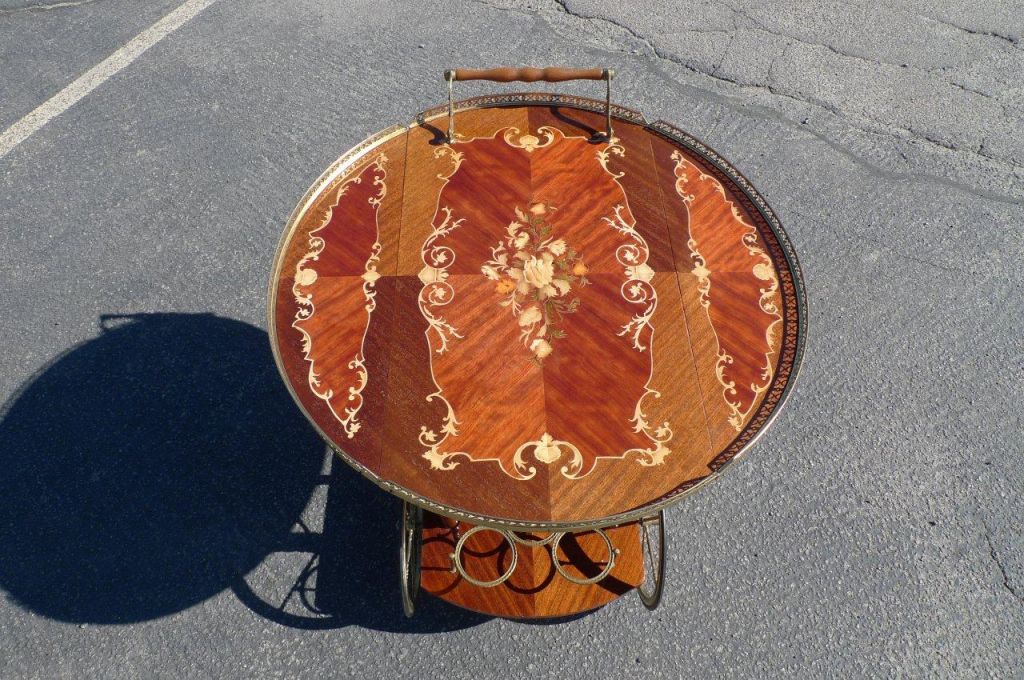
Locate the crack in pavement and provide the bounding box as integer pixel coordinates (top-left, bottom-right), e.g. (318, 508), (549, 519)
(721, 1), (1006, 75)
(984, 526), (1024, 605)
(553, 0), (1019, 168)
(718, 4), (1019, 118)
(468, 0), (1024, 205)
(915, 11), (1022, 51)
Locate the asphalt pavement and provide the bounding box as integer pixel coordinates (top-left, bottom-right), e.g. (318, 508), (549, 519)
(1, 1), (1021, 677)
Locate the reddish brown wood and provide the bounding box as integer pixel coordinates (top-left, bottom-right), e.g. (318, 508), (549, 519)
(270, 98), (803, 530)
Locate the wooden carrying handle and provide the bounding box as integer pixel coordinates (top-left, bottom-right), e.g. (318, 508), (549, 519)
(444, 66), (616, 142)
(447, 67), (611, 83)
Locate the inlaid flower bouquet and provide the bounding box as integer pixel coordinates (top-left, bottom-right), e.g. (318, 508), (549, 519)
(481, 202), (590, 360)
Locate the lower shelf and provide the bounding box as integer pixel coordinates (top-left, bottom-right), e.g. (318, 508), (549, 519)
(416, 511), (645, 619)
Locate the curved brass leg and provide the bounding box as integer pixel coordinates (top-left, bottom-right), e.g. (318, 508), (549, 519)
(637, 511), (666, 610)
(400, 501), (423, 618)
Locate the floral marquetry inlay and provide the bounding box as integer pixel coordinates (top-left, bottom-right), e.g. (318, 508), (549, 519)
(481, 201), (590, 360)
(414, 126), (677, 482)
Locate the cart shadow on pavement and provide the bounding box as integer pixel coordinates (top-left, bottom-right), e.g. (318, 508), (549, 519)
(231, 454), (490, 632)
(0, 312), (484, 632)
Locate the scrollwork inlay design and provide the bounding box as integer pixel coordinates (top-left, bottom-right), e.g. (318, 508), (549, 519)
(292, 153), (388, 439)
(670, 149), (782, 431)
(420, 129), (672, 479)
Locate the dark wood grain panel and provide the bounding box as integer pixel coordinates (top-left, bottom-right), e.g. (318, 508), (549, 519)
(375, 133), (407, 277)
(273, 144), (407, 474)
(527, 106), (679, 273)
(660, 150), (783, 435)
(398, 106), (531, 275)
(649, 133), (695, 274)
(540, 274), (656, 471)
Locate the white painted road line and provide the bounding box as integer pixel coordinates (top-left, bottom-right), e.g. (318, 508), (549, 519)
(0, 0), (220, 160)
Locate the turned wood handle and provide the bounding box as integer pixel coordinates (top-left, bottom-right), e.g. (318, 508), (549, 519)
(442, 66), (616, 142)
(447, 67), (611, 82)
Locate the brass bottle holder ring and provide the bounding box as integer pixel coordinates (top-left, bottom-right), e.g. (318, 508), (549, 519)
(449, 525), (619, 588)
(551, 529), (619, 585)
(451, 526), (519, 588)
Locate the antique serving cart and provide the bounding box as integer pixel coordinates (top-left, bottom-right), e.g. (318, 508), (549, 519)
(268, 67), (806, 619)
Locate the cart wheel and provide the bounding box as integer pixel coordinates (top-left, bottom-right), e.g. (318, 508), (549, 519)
(400, 501), (423, 618)
(637, 511), (666, 610)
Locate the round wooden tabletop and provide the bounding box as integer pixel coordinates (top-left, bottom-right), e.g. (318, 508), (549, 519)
(269, 93), (806, 531)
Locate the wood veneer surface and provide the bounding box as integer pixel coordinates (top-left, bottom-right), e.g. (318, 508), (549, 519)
(270, 97), (803, 528)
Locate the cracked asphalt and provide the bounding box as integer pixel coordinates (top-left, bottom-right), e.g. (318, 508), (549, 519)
(1, 1), (1021, 677)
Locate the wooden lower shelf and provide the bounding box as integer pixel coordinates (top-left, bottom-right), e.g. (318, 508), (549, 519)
(418, 512), (644, 619)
